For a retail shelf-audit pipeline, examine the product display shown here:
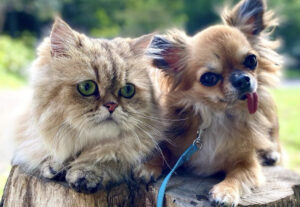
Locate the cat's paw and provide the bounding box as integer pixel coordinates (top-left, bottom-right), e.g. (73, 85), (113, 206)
(132, 164), (162, 183)
(209, 183), (239, 207)
(66, 168), (103, 194)
(40, 160), (65, 181)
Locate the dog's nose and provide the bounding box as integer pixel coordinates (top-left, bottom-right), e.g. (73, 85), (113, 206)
(230, 72), (251, 92)
(103, 102), (118, 113)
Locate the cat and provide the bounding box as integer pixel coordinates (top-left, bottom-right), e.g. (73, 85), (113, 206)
(12, 17), (165, 193)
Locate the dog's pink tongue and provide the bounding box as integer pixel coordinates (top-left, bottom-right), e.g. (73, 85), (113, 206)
(246, 92), (258, 114)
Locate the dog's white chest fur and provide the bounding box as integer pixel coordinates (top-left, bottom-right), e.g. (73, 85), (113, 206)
(187, 111), (246, 176)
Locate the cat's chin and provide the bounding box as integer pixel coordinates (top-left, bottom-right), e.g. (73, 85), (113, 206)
(86, 120), (122, 141)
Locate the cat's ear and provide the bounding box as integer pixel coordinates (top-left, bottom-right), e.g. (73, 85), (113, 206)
(130, 34), (154, 56)
(146, 33), (188, 73)
(50, 17), (77, 57)
(222, 0), (267, 36)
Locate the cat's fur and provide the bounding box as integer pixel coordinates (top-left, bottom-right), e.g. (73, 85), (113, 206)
(12, 18), (165, 193)
(146, 0), (282, 206)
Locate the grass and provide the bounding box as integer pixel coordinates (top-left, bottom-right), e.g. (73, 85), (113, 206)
(272, 87), (300, 173)
(0, 71), (26, 89)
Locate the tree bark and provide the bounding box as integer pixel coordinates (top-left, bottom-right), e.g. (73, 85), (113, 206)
(1, 166), (300, 207)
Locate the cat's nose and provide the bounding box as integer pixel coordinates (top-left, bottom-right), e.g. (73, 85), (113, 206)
(103, 102), (118, 113)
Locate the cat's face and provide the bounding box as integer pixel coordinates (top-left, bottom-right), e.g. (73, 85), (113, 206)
(32, 18), (160, 143)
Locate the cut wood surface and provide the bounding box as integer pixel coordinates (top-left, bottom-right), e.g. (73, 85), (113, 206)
(1, 166), (300, 207)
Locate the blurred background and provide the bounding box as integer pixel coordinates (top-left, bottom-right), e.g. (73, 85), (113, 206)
(0, 0), (299, 198)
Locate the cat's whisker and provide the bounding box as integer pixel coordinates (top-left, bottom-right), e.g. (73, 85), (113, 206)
(120, 119), (143, 149)
(130, 116), (175, 162)
(130, 117), (164, 141)
(76, 116), (90, 138)
(132, 111), (187, 122)
(132, 120), (171, 170)
(132, 115), (168, 124)
(132, 130), (144, 151)
(134, 123), (160, 150)
(131, 116), (174, 146)
(130, 119), (162, 150)
(52, 122), (73, 152)
(72, 114), (98, 151)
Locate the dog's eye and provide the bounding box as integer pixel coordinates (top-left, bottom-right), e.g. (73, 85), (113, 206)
(200, 72), (221, 87)
(243, 54), (257, 70)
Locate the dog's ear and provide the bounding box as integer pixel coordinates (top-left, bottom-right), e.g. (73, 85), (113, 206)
(223, 0), (268, 36)
(146, 32), (188, 73)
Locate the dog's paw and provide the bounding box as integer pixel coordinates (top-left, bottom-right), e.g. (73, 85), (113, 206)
(40, 160), (65, 181)
(66, 169), (103, 194)
(132, 164), (162, 183)
(209, 183), (239, 207)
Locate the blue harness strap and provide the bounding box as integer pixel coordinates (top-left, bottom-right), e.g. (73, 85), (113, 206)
(156, 129), (203, 207)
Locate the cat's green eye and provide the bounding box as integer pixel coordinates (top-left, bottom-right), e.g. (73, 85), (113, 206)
(119, 83), (135, 99)
(77, 80), (97, 96)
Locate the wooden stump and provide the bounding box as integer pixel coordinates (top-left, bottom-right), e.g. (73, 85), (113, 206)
(1, 166), (300, 207)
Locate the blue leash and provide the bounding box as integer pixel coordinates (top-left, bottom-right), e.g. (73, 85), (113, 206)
(157, 129), (203, 207)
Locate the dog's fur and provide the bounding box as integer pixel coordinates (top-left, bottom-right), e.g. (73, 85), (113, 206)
(147, 0), (282, 205)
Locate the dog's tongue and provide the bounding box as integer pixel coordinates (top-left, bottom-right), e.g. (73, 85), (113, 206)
(246, 92), (258, 114)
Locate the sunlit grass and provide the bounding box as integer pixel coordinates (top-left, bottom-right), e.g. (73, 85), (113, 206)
(272, 87), (300, 173)
(0, 71), (26, 89)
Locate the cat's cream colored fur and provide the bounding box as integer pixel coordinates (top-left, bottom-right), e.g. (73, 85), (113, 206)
(12, 18), (165, 193)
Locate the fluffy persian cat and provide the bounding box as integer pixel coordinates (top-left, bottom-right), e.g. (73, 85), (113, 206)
(12, 18), (165, 193)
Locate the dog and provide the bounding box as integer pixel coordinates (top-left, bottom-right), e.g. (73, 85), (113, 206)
(146, 0), (282, 206)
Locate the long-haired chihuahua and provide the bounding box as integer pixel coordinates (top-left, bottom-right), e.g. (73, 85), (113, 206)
(146, 0), (282, 206)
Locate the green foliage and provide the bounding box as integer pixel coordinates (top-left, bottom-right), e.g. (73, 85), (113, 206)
(183, 0), (225, 34)
(90, 9), (120, 37)
(117, 0), (186, 36)
(268, 0), (300, 66)
(1, 0), (300, 67)
(61, 0), (186, 38)
(284, 69), (300, 79)
(0, 71), (26, 89)
(5, 0), (64, 20)
(61, 0), (126, 38)
(0, 34), (35, 78)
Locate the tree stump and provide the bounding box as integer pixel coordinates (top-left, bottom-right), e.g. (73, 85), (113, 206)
(1, 166), (300, 207)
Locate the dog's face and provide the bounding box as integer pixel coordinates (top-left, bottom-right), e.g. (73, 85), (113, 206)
(187, 25), (259, 113)
(147, 0), (278, 114)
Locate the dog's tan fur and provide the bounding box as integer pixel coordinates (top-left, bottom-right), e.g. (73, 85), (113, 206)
(12, 18), (165, 192)
(147, 0), (282, 205)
